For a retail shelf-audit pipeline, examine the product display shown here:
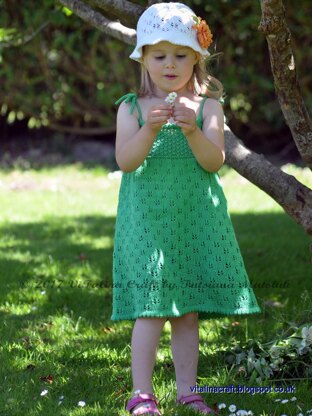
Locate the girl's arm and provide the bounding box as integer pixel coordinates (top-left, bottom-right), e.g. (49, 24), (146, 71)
(187, 99), (225, 172)
(115, 101), (170, 173)
(174, 99), (225, 173)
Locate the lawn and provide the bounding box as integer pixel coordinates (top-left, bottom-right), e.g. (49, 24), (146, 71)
(0, 163), (311, 416)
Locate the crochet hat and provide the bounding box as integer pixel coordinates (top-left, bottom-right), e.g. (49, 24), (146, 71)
(130, 2), (212, 63)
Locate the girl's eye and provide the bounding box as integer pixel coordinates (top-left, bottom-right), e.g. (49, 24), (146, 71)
(177, 55), (186, 58)
(154, 56), (165, 60)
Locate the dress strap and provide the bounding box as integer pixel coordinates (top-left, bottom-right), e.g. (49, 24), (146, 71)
(197, 95), (208, 127)
(115, 93), (144, 126)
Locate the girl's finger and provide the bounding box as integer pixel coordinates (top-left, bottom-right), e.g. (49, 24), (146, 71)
(152, 110), (171, 117)
(152, 105), (171, 111)
(175, 116), (194, 125)
(173, 110), (191, 119)
(151, 116), (169, 123)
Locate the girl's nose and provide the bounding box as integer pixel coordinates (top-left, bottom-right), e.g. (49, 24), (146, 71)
(165, 57), (176, 68)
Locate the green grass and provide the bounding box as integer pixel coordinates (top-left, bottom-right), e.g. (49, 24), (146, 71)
(0, 163), (311, 415)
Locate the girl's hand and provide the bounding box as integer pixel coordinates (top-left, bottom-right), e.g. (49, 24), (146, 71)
(173, 103), (197, 136)
(146, 104), (171, 133)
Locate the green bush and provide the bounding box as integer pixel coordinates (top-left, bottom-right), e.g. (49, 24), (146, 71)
(0, 1), (137, 133)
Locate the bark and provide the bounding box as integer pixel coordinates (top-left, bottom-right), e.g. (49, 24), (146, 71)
(259, 0), (312, 170)
(224, 126), (312, 235)
(58, 0), (312, 236)
(85, 0), (143, 27)
(60, 0), (136, 44)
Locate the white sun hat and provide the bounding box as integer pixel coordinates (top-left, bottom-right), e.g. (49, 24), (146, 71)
(130, 2), (211, 63)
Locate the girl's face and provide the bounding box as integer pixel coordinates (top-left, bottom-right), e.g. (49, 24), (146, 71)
(143, 41), (198, 97)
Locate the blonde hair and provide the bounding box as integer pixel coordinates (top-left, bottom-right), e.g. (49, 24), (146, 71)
(138, 49), (224, 101)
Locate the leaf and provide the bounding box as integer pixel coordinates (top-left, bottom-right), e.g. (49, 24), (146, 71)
(235, 351), (247, 365)
(62, 7), (73, 17)
(253, 358), (264, 377)
(50, 10), (68, 26)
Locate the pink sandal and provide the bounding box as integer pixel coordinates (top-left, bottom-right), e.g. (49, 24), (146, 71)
(126, 392), (161, 415)
(177, 394), (218, 414)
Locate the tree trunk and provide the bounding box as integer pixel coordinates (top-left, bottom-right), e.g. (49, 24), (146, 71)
(258, 0), (312, 170)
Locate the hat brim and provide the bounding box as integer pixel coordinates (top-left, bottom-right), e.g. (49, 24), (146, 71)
(129, 39), (210, 63)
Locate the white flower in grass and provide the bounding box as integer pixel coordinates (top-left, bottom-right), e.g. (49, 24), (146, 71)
(247, 412), (254, 416)
(229, 413), (236, 416)
(229, 404), (236, 412)
(281, 399), (289, 404)
(297, 413), (304, 416)
(237, 410), (248, 416)
(218, 403), (226, 409)
(78, 400), (86, 407)
(275, 398), (281, 402)
(280, 414), (288, 416)
(290, 396), (297, 401)
(40, 389), (48, 396)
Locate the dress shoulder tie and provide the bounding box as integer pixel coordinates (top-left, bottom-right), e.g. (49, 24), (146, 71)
(115, 93), (144, 126)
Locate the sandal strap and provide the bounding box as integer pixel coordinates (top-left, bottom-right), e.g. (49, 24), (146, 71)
(178, 394), (204, 404)
(126, 393), (159, 412)
(178, 394), (218, 414)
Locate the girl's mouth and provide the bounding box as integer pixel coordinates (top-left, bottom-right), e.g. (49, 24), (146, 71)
(165, 75), (177, 79)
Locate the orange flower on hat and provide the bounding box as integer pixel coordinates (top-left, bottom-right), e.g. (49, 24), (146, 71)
(192, 16), (213, 49)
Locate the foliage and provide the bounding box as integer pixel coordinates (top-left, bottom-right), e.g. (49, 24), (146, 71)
(224, 323), (312, 383)
(0, 0), (137, 132)
(184, 0), (312, 146)
(0, 0), (311, 146)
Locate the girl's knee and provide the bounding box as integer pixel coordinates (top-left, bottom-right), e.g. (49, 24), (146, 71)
(169, 312), (198, 328)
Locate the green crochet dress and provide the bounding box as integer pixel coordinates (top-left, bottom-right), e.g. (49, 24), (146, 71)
(111, 93), (261, 321)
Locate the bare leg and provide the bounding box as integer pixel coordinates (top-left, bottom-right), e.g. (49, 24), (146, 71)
(130, 317), (166, 412)
(170, 312), (199, 399)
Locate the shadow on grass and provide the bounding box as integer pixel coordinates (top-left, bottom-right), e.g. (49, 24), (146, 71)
(1, 210), (311, 321)
(0, 211), (311, 414)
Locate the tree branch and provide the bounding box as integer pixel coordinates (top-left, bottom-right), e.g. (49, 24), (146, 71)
(85, 0), (144, 27)
(59, 0), (136, 44)
(258, 0), (312, 170)
(225, 125), (312, 235)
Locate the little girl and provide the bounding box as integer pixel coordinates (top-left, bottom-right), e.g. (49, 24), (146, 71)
(111, 3), (261, 415)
